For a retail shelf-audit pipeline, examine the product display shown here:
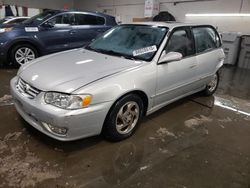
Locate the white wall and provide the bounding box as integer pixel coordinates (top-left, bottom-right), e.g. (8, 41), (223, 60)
(27, 8), (40, 17)
(0, 0), (74, 18)
(161, 0), (250, 34)
(0, 0), (74, 10)
(74, 0), (250, 33)
(74, 0), (145, 23)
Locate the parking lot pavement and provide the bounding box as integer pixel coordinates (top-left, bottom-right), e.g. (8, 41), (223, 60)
(0, 66), (250, 188)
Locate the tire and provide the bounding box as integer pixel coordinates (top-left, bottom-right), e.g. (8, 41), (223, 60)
(103, 94), (144, 141)
(10, 44), (38, 67)
(203, 72), (219, 96)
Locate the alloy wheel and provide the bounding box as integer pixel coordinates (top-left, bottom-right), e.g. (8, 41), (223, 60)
(207, 74), (218, 92)
(116, 101), (140, 135)
(15, 47), (36, 65)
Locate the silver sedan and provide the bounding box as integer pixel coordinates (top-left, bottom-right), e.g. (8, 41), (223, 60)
(10, 22), (225, 141)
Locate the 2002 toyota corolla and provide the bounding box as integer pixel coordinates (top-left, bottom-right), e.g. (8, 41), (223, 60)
(10, 22), (225, 141)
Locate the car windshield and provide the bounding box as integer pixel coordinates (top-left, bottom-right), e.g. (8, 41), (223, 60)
(23, 11), (58, 25)
(86, 25), (168, 61)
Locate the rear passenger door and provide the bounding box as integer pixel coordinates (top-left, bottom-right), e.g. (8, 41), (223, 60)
(71, 13), (110, 48)
(155, 27), (198, 106)
(192, 26), (224, 83)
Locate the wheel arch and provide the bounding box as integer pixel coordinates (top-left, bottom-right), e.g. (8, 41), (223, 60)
(104, 89), (149, 122)
(7, 40), (41, 61)
(115, 90), (149, 116)
(101, 89), (149, 136)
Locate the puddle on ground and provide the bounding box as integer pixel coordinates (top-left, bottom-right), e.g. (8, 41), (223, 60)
(142, 119), (210, 174)
(214, 95), (250, 118)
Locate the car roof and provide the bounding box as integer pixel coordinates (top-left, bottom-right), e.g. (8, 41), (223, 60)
(9, 16), (30, 19)
(131, 21), (210, 29)
(55, 9), (115, 18)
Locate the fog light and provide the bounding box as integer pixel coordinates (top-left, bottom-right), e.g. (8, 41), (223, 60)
(42, 122), (68, 136)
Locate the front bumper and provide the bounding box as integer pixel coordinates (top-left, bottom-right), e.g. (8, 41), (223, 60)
(10, 76), (113, 141)
(0, 41), (9, 66)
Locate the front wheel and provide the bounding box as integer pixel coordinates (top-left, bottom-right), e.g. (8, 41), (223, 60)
(203, 72), (219, 96)
(103, 94), (144, 141)
(10, 44), (38, 67)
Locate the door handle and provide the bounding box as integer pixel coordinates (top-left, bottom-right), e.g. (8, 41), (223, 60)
(189, 65), (197, 69)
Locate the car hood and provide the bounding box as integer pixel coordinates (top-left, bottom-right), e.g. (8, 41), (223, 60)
(0, 23), (22, 28)
(18, 49), (144, 93)
(6, 23), (34, 28)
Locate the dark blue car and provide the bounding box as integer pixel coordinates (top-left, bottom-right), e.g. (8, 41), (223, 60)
(0, 10), (117, 67)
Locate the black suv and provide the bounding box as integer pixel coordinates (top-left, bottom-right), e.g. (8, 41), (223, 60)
(0, 10), (117, 66)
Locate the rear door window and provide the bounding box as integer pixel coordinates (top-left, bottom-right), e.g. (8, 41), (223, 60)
(48, 14), (75, 26)
(192, 27), (221, 53)
(75, 14), (105, 25)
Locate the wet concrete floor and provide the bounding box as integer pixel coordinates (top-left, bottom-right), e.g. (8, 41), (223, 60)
(0, 66), (250, 188)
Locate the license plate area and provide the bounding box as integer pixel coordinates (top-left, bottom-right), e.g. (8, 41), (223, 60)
(14, 98), (23, 108)
(14, 98), (39, 122)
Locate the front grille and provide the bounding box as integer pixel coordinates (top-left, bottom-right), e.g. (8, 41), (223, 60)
(16, 78), (40, 99)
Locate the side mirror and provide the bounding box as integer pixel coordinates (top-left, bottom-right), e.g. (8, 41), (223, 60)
(42, 21), (54, 28)
(158, 51), (183, 64)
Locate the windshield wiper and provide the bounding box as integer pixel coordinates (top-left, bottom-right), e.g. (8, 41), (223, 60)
(85, 46), (101, 53)
(86, 47), (136, 60)
(101, 49), (137, 60)
(121, 55), (135, 61)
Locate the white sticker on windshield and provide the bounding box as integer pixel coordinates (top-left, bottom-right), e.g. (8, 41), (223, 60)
(25, 27), (39, 32)
(133, 45), (157, 57)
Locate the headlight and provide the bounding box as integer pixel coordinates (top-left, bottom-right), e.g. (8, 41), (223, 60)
(0, 27), (12, 33)
(44, 92), (92, 110)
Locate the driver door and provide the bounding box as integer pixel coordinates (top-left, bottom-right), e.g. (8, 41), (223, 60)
(155, 27), (198, 106)
(37, 13), (75, 54)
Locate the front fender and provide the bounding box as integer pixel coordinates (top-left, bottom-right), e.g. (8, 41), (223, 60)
(73, 63), (156, 110)
(7, 37), (43, 53)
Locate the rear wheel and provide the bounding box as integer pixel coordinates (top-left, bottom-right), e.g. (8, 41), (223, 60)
(103, 94), (144, 141)
(10, 44), (38, 67)
(203, 72), (219, 96)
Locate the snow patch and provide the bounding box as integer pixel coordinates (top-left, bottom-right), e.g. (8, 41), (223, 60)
(184, 115), (212, 129)
(159, 148), (170, 154)
(218, 117), (233, 123)
(0, 95), (13, 106)
(140, 165), (150, 171)
(4, 132), (22, 141)
(156, 127), (177, 138)
(219, 124), (225, 129)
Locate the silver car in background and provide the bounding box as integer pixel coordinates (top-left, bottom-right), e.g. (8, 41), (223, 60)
(10, 22), (225, 141)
